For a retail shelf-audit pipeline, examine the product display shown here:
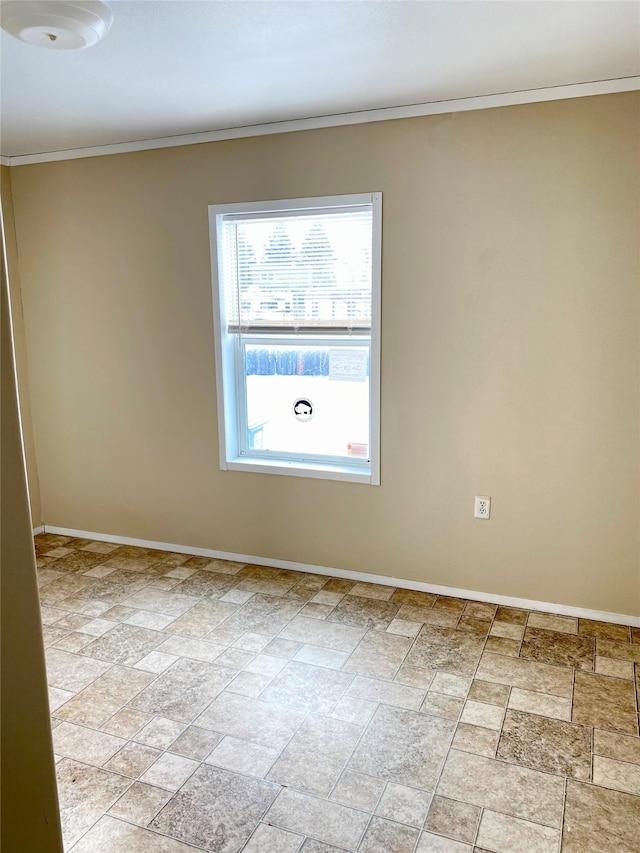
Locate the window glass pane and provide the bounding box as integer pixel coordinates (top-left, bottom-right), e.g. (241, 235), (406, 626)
(223, 208), (372, 329)
(243, 343), (370, 460)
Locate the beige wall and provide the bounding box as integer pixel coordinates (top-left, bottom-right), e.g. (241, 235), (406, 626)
(9, 93), (640, 616)
(1, 165), (42, 525)
(1, 232), (63, 850)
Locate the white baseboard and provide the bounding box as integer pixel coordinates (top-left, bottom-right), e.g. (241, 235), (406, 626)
(32, 526), (44, 535)
(41, 524), (640, 628)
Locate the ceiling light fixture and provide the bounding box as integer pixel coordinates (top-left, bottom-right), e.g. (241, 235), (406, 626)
(1, 1), (113, 50)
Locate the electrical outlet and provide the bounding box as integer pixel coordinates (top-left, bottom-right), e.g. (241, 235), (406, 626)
(474, 495), (491, 519)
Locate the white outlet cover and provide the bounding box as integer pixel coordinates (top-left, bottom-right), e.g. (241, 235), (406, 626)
(474, 495), (491, 519)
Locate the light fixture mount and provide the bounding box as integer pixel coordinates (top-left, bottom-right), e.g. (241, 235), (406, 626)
(1, 1), (113, 50)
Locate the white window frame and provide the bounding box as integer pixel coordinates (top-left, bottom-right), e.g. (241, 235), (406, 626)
(208, 192), (381, 485)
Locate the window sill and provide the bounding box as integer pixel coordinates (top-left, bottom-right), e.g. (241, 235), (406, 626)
(223, 456), (378, 485)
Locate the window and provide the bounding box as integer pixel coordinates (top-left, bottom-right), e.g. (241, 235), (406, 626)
(209, 193), (381, 484)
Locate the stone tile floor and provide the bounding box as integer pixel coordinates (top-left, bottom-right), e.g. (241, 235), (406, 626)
(35, 532), (640, 852)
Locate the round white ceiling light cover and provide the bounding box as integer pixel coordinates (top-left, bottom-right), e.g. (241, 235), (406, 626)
(1, 1), (113, 50)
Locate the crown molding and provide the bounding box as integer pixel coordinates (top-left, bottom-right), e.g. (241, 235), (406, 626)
(3, 77), (638, 167)
(0, 156), (12, 167)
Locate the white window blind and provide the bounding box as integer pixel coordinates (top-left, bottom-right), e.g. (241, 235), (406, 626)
(219, 206), (373, 333)
(209, 192), (381, 485)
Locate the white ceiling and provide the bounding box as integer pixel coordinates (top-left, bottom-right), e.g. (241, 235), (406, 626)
(1, 0), (638, 159)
